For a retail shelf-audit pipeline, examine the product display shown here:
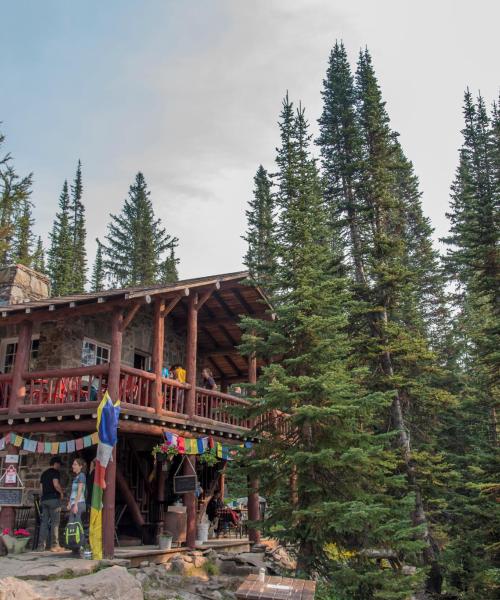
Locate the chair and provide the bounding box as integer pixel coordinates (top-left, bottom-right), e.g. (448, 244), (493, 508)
(215, 508), (241, 538)
(14, 505), (32, 530)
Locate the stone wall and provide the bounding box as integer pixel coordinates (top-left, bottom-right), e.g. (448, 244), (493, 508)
(0, 264), (50, 305)
(34, 307), (187, 371)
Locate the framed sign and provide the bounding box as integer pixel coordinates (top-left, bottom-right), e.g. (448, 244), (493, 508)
(5, 465), (17, 485)
(173, 475), (197, 494)
(5, 455), (19, 464)
(0, 487), (23, 506)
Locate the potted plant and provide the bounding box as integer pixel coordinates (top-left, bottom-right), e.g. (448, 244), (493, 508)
(198, 449), (219, 467)
(152, 442), (179, 462)
(0, 528), (31, 554)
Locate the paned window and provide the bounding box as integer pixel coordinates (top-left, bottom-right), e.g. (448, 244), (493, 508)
(81, 339), (110, 366)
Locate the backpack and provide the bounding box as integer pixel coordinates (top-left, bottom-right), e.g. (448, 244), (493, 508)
(64, 520), (84, 549)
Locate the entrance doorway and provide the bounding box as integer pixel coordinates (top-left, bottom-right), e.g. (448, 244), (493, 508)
(133, 351), (151, 372)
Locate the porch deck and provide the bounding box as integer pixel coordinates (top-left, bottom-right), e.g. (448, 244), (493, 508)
(0, 363), (259, 438)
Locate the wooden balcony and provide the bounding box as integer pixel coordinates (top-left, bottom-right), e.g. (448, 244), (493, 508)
(0, 364), (258, 437)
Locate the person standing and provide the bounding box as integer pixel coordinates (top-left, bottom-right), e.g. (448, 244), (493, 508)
(67, 458), (87, 525)
(37, 456), (64, 552)
(201, 368), (217, 390)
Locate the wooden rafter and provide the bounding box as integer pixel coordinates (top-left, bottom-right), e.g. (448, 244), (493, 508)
(121, 302), (142, 332)
(232, 288), (255, 315)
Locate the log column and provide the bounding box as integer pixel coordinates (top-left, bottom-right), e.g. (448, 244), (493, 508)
(247, 350), (261, 544)
(103, 308), (123, 559)
(152, 298), (166, 413)
(185, 294), (198, 418)
(183, 456), (197, 548)
(8, 319), (33, 416)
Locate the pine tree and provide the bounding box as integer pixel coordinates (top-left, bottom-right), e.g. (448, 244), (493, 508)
(69, 160), (87, 292)
(440, 91), (500, 599)
(243, 165), (276, 288)
(48, 181), (74, 295)
(91, 238), (105, 292)
(0, 131), (34, 265)
(158, 245), (179, 284)
(32, 236), (45, 273)
(104, 172), (179, 287)
(11, 196), (35, 266)
(241, 95), (419, 599)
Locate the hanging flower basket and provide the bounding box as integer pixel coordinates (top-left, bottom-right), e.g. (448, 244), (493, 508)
(152, 442), (179, 462)
(198, 449), (219, 467)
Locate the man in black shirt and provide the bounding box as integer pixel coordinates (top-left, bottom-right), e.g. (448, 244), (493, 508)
(37, 456), (64, 552)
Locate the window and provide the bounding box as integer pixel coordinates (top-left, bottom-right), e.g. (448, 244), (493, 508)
(133, 351), (151, 371)
(82, 339), (110, 366)
(0, 337), (40, 373)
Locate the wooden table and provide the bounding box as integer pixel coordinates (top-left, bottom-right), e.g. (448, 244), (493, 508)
(236, 575), (316, 600)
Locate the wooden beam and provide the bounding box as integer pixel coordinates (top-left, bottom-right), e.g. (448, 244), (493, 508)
(196, 282), (220, 311)
(161, 293), (185, 318)
(185, 295), (198, 418)
(199, 345), (239, 357)
(152, 298), (166, 414)
(0, 420), (95, 434)
(224, 354), (243, 378)
(213, 291), (238, 319)
(121, 302), (141, 332)
(207, 356), (224, 378)
(8, 320), (32, 417)
(218, 324), (238, 346)
(116, 467), (145, 529)
(232, 288), (255, 315)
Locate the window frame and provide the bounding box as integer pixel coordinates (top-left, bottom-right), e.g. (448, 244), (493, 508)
(81, 337), (111, 367)
(0, 335), (40, 374)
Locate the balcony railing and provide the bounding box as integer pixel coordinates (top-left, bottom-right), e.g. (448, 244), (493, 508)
(14, 364), (254, 430)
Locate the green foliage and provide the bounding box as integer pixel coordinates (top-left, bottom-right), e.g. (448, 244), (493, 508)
(0, 130), (35, 266)
(243, 165), (276, 289)
(47, 180), (74, 295)
(91, 238), (105, 292)
(69, 160), (87, 292)
(104, 172), (179, 287)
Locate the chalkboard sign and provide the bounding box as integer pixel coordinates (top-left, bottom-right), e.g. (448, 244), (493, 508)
(173, 475), (197, 494)
(0, 487), (23, 506)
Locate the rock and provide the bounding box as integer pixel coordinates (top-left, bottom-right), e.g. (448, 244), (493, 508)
(193, 556), (207, 568)
(135, 571), (149, 585)
(206, 592), (223, 600)
(183, 555), (194, 563)
(0, 566), (143, 600)
(171, 556), (190, 575)
(140, 560), (150, 568)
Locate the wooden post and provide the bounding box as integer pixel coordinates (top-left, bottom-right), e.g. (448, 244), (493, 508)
(247, 350), (260, 543)
(185, 294), (198, 418)
(183, 455), (197, 548)
(218, 472), (225, 500)
(103, 308), (123, 559)
(8, 319), (33, 416)
(152, 298), (166, 413)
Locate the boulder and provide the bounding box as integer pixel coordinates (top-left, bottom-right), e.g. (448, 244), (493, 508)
(0, 565), (143, 600)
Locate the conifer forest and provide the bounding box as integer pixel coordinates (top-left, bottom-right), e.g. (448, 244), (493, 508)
(1, 41), (499, 600)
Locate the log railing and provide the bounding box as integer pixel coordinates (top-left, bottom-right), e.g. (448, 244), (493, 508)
(118, 365), (155, 409)
(161, 376), (188, 414)
(195, 387), (253, 428)
(22, 364), (109, 408)
(12, 364), (282, 432)
(0, 375), (12, 410)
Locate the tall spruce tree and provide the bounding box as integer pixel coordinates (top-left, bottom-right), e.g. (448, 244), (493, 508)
(440, 91), (500, 599)
(158, 246), (179, 284)
(48, 181), (74, 295)
(91, 238), (105, 292)
(32, 236), (45, 273)
(318, 45), (455, 593)
(104, 172), (178, 287)
(241, 95), (420, 599)
(11, 196), (35, 266)
(69, 160), (87, 292)
(0, 130), (34, 265)
(243, 165), (276, 288)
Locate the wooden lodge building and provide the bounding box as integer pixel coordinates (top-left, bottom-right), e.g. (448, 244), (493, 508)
(0, 264), (269, 557)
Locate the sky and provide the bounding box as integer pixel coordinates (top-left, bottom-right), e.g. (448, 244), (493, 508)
(0, 0), (498, 279)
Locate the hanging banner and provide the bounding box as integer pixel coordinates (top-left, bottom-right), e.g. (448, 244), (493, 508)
(0, 433), (99, 454)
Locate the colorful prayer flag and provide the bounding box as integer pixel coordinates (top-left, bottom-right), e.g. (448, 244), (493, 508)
(13, 435), (23, 448)
(75, 438), (84, 451)
(216, 442), (223, 458)
(177, 436), (185, 454)
(59, 441), (67, 453)
(44, 442), (51, 453)
(0, 437), (5, 451)
(67, 439), (76, 453)
(83, 435), (92, 448)
(51, 442), (59, 454)
(90, 391), (121, 560)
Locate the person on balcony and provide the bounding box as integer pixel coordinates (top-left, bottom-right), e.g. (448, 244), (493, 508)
(201, 368), (217, 390)
(171, 364), (187, 383)
(37, 456), (65, 552)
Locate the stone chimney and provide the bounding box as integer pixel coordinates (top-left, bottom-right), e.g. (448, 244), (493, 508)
(0, 264), (51, 305)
